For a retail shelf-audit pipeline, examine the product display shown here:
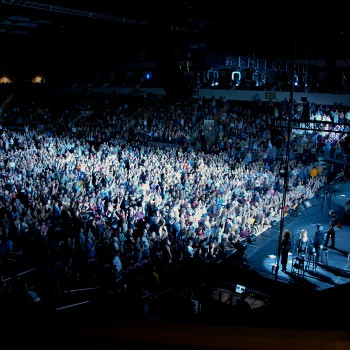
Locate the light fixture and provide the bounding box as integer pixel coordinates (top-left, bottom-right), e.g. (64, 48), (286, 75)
(231, 71), (241, 86)
(207, 68), (218, 86)
(294, 74), (299, 86)
(252, 71), (260, 86)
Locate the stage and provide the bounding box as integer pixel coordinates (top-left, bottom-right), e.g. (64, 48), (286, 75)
(245, 180), (350, 292)
(213, 180), (350, 330)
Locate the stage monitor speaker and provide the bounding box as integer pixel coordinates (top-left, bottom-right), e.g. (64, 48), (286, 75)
(304, 200), (312, 208)
(248, 233), (257, 243)
(303, 198), (318, 209)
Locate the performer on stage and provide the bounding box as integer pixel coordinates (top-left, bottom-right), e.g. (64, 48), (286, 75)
(313, 223), (324, 262)
(325, 210), (340, 249)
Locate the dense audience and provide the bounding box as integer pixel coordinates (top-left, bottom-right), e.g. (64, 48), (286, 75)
(0, 90), (347, 318)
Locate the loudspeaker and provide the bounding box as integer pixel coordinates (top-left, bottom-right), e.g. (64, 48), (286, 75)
(303, 198), (318, 209)
(304, 200), (312, 208)
(248, 233), (257, 243)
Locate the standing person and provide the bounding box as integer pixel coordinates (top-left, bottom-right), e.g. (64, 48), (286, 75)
(297, 229), (309, 257)
(186, 239), (196, 259)
(280, 229), (292, 272)
(325, 210), (339, 248)
(313, 223), (324, 262)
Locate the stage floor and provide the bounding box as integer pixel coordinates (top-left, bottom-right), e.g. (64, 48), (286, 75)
(246, 180), (350, 292)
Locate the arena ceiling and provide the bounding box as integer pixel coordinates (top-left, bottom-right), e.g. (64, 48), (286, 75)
(0, 1), (349, 69)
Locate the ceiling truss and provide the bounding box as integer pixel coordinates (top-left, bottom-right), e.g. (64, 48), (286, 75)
(1, 0), (148, 26)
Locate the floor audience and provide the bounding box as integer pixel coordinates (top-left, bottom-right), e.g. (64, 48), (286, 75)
(0, 91), (344, 318)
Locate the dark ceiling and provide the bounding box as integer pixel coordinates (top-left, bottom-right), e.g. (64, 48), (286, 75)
(1, 0), (349, 71)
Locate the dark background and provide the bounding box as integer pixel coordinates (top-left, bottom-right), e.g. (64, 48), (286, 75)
(1, 1), (349, 67)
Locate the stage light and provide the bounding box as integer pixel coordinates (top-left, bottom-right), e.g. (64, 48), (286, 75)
(207, 69), (218, 86)
(144, 72), (152, 80)
(231, 71), (241, 86)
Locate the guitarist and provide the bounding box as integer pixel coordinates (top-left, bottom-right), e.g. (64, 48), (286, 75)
(325, 210), (340, 249)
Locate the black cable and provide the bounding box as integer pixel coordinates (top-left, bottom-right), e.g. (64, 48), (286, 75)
(275, 39), (296, 280)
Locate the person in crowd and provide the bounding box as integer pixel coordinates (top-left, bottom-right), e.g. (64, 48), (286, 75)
(230, 230), (247, 259)
(297, 229), (309, 257)
(240, 223), (251, 242)
(324, 210), (339, 248)
(280, 229), (292, 272)
(186, 239), (196, 259)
